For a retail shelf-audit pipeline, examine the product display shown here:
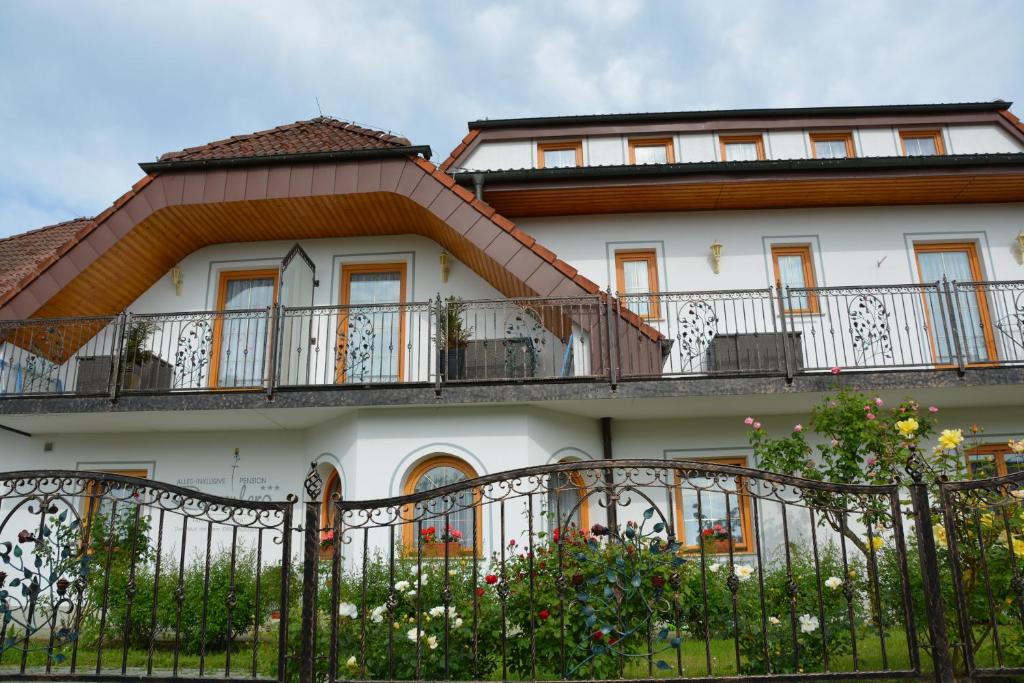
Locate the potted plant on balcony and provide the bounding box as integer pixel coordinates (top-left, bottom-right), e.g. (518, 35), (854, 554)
(438, 297), (472, 380)
(701, 523), (734, 553)
(76, 320), (172, 393)
(419, 524), (465, 557)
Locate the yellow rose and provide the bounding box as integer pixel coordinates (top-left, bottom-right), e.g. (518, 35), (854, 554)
(869, 536), (884, 552)
(1009, 439), (1024, 454)
(933, 523), (948, 549)
(981, 513), (995, 528)
(895, 418), (920, 439)
(937, 429), (964, 451)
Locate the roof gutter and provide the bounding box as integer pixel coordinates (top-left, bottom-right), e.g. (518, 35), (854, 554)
(139, 145), (433, 173)
(468, 101), (1011, 130)
(452, 153), (1024, 186)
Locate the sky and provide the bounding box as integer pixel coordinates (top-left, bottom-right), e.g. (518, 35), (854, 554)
(0, 0), (1022, 238)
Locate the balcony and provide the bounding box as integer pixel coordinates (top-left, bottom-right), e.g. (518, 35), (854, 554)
(0, 279), (1021, 401)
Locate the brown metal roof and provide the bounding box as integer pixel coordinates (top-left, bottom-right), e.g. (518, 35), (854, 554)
(156, 117), (412, 164)
(0, 217), (92, 304)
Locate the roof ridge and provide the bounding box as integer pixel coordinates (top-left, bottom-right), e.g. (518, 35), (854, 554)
(0, 216), (93, 244)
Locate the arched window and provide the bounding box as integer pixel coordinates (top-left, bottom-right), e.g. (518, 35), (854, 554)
(319, 466), (342, 559)
(547, 466), (590, 535)
(403, 455), (480, 556)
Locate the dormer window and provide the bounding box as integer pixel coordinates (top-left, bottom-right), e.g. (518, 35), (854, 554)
(538, 141), (583, 169)
(810, 132), (855, 159)
(628, 138), (674, 165)
(900, 130), (945, 157)
(719, 134), (765, 161)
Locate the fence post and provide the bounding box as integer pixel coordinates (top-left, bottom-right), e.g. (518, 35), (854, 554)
(299, 464), (324, 683)
(604, 288), (618, 390)
(774, 285), (795, 382)
(434, 294), (443, 395)
(266, 304), (280, 398)
(108, 312), (130, 400)
(941, 278), (966, 375)
(277, 497), (294, 683)
(906, 453), (955, 683)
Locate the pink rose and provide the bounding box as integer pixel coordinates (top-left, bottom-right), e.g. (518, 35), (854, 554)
(753, 422), (762, 430)
(875, 397), (883, 407)
(830, 366), (841, 375)
(866, 413), (876, 421)
(928, 406), (939, 413)
(864, 405), (872, 411)
(867, 457), (877, 467)
(744, 417), (754, 426)
(793, 424), (803, 433)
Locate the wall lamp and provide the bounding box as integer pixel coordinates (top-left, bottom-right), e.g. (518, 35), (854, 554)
(709, 241), (723, 274)
(440, 252), (450, 283)
(1017, 231), (1024, 265)
(170, 265), (184, 296)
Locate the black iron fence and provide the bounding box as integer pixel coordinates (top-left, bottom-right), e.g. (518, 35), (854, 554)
(1, 279), (1021, 398)
(3, 463), (1024, 681)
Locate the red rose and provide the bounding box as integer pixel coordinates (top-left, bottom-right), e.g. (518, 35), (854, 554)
(538, 609), (550, 620)
(475, 587), (485, 598)
(485, 574), (498, 585)
(572, 573), (584, 586)
(652, 575), (665, 589)
(508, 539), (516, 546)
(552, 528), (560, 543)
(592, 630), (604, 641)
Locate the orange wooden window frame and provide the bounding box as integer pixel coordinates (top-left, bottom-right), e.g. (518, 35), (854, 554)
(402, 455), (482, 557)
(719, 134), (765, 161)
(209, 269), (280, 389)
(899, 130), (945, 156)
(628, 138), (675, 165)
(966, 444), (1023, 478)
(320, 468), (342, 559)
(614, 249), (661, 320)
(771, 244), (819, 314)
(336, 262), (408, 383)
(673, 457), (754, 554)
(913, 242), (997, 365)
(809, 132), (855, 159)
(537, 141), (583, 169)
(81, 468), (149, 526)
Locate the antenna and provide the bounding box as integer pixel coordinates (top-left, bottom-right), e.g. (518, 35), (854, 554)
(315, 96), (324, 117)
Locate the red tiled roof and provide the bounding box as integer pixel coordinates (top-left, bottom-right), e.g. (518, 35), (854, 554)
(439, 129), (480, 172)
(0, 217), (92, 304)
(158, 117), (412, 163)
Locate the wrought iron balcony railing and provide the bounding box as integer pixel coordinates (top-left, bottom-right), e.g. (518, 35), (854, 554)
(0, 279), (1021, 399)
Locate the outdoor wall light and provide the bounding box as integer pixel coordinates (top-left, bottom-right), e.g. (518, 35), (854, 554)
(1017, 231), (1024, 265)
(170, 265), (184, 296)
(710, 241), (723, 274)
(440, 252), (450, 283)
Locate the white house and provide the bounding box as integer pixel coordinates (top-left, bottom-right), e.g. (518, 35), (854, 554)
(0, 102), (1022, 563)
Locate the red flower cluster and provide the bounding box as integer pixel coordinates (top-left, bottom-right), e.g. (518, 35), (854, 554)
(538, 609), (550, 620)
(701, 524), (730, 541)
(484, 573), (498, 585)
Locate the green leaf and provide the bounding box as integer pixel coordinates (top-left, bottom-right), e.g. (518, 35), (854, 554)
(670, 636), (681, 648)
(13, 546), (21, 558)
(657, 627), (669, 641)
(656, 660), (672, 670)
(606, 569), (617, 583)
(653, 522), (665, 533)
(631, 574), (641, 588)
(643, 507), (655, 520)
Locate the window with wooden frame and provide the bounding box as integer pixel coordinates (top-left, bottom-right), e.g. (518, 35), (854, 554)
(537, 140), (583, 169)
(719, 134), (765, 161)
(673, 457), (753, 553)
(628, 138), (675, 165)
(402, 456), (481, 557)
(81, 468), (149, 529)
(966, 444), (1024, 479)
(210, 269), (279, 389)
(546, 466), (591, 535)
(614, 249), (660, 319)
(320, 468), (342, 558)
(771, 244), (819, 313)
(900, 130), (945, 157)
(337, 263), (407, 383)
(810, 132), (855, 159)
(913, 242), (996, 365)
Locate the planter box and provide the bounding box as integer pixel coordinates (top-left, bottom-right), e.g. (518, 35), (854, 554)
(420, 542), (464, 558)
(77, 355), (173, 394)
(458, 338), (535, 380)
(708, 332), (803, 374)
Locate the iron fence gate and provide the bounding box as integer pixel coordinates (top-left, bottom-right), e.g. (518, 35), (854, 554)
(4, 463), (1024, 682)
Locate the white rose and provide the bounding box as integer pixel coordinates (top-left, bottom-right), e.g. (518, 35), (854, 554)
(370, 605), (387, 623)
(407, 590), (416, 597)
(338, 602), (358, 619)
(428, 606), (446, 618)
(454, 617), (463, 628)
(707, 562), (722, 574)
(407, 627), (420, 642)
(426, 635), (438, 650)
(799, 614), (819, 634)
(346, 656), (358, 670)
(394, 580), (410, 592)
(768, 616), (780, 626)
(824, 576), (843, 590)
(734, 565), (754, 581)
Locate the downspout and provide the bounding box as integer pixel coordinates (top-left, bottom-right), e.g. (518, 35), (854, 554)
(472, 174), (485, 201)
(601, 417), (617, 530)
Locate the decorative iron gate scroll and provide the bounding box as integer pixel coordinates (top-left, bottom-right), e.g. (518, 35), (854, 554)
(0, 470), (294, 682)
